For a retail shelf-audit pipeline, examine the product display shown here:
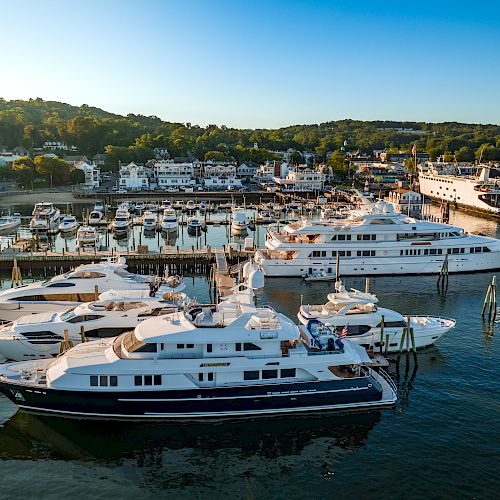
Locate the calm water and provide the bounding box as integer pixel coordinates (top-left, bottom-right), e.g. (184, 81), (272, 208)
(0, 204), (499, 498)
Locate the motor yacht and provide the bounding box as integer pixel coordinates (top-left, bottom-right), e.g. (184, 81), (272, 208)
(93, 202), (105, 212)
(232, 207), (248, 233)
(0, 275), (396, 419)
(0, 286), (189, 361)
(29, 202), (60, 234)
(58, 215), (79, 234)
(0, 257), (155, 321)
(76, 225), (100, 249)
(88, 210), (105, 225)
(142, 211), (158, 231)
(298, 280), (455, 351)
(0, 213), (22, 235)
(185, 200), (196, 212)
(255, 198), (500, 277)
(256, 210), (277, 223)
(160, 209), (178, 233)
(160, 200), (173, 211)
(173, 200), (184, 210)
(187, 217), (202, 235)
(111, 205), (131, 233)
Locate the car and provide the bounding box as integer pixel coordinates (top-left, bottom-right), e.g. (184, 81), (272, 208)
(117, 188), (127, 194)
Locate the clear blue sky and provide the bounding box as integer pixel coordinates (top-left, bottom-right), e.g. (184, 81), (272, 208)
(1, 0), (499, 128)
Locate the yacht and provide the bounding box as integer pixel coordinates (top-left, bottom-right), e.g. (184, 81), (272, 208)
(88, 209), (105, 225)
(93, 201), (105, 212)
(0, 257), (155, 321)
(160, 209), (178, 233)
(0, 287), (189, 361)
(58, 215), (79, 234)
(29, 202), (60, 234)
(111, 205), (131, 233)
(232, 207), (248, 233)
(0, 213), (22, 235)
(0, 280), (396, 419)
(418, 163), (500, 216)
(160, 200), (172, 211)
(187, 217), (202, 235)
(142, 211), (158, 232)
(255, 199), (500, 277)
(173, 200), (184, 211)
(186, 200), (196, 212)
(298, 280), (455, 352)
(256, 210), (277, 223)
(76, 225), (100, 249)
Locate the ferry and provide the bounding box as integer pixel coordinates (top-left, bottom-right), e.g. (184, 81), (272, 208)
(0, 277), (396, 419)
(255, 199), (500, 277)
(418, 163), (500, 216)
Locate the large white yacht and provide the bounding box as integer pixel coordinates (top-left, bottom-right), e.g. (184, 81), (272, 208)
(0, 257), (155, 321)
(418, 163), (500, 216)
(29, 202), (61, 234)
(255, 200), (500, 277)
(232, 207), (248, 233)
(0, 280), (396, 419)
(298, 280), (455, 352)
(0, 288), (189, 361)
(160, 209), (178, 233)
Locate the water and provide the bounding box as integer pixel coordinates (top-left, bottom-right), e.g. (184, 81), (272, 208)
(0, 205), (499, 498)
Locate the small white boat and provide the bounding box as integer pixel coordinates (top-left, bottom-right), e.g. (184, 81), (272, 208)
(93, 202), (105, 212)
(173, 200), (183, 210)
(142, 211), (158, 231)
(186, 200), (196, 212)
(0, 213), (21, 235)
(88, 210), (105, 225)
(160, 209), (178, 233)
(76, 225), (99, 249)
(58, 215), (79, 233)
(160, 200), (172, 210)
(256, 210), (276, 223)
(232, 207), (248, 233)
(303, 270), (337, 282)
(187, 217), (202, 234)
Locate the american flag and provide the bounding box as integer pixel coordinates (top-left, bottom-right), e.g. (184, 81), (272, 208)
(411, 144), (417, 156)
(340, 325), (348, 337)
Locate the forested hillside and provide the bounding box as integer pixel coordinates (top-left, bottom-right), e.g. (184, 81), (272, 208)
(1, 98), (499, 163)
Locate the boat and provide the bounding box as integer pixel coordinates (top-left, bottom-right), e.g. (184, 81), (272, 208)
(418, 163), (500, 216)
(187, 217), (202, 235)
(160, 200), (172, 211)
(76, 225), (100, 249)
(0, 213), (21, 235)
(88, 209), (105, 225)
(199, 201), (207, 213)
(255, 198), (500, 277)
(29, 202), (60, 234)
(173, 200), (183, 210)
(111, 205), (131, 233)
(298, 279), (455, 351)
(0, 274), (396, 419)
(0, 257), (156, 321)
(303, 270), (338, 281)
(160, 209), (178, 233)
(142, 211), (158, 231)
(185, 200), (196, 212)
(93, 201), (105, 212)
(58, 215), (79, 233)
(232, 207), (248, 233)
(256, 210), (277, 223)
(0, 285), (189, 361)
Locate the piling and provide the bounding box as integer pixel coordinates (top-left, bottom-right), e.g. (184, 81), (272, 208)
(481, 275), (497, 321)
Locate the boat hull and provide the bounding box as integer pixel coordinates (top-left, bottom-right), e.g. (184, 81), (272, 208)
(0, 301), (81, 322)
(0, 376), (394, 419)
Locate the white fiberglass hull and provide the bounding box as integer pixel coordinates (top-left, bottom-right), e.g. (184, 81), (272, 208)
(257, 253), (500, 277)
(0, 221), (21, 235)
(0, 301), (81, 322)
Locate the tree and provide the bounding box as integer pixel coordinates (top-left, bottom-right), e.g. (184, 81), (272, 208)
(289, 151), (303, 165)
(34, 155), (73, 185)
(204, 150), (227, 161)
(327, 150), (351, 179)
(10, 156), (35, 186)
(454, 146), (474, 162)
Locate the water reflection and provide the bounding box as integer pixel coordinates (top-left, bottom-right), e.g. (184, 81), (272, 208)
(0, 408), (381, 463)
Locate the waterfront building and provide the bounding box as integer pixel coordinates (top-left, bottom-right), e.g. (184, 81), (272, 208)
(74, 161), (101, 189)
(273, 166), (325, 192)
(237, 162), (260, 179)
(0, 152), (21, 166)
(203, 164), (242, 190)
(119, 162), (150, 190)
(154, 160), (195, 190)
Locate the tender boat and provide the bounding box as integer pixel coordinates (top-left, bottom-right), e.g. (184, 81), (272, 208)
(232, 207), (248, 233)
(76, 225), (100, 249)
(0, 257), (155, 321)
(0, 284), (189, 361)
(0, 275), (396, 419)
(0, 213), (22, 235)
(298, 279), (455, 351)
(142, 211), (158, 231)
(256, 210), (277, 223)
(58, 215), (79, 233)
(29, 202), (60, 234)
(160, 209), (178, 233)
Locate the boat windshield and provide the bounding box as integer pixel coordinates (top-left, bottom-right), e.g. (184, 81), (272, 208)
(60, 307), (77, 321)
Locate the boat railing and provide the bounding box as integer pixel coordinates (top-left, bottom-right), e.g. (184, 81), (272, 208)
(373, 367), (397, 394)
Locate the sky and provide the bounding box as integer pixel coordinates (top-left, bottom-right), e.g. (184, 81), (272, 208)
(1, 0), (499, 128)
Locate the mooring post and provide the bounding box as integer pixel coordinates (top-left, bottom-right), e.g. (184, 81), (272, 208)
(379, 314), (384, 354)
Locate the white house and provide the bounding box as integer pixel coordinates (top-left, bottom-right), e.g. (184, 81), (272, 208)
(255, 161), (281, 182)
(74, 161), (100, 189)
(273, 166), (325, 192)
(202, 164), (242, 189)
(237, 162), (259, 179)
(119, 162), (150, 190)
(154, 160), (195, 189)
(0, 152), (21, 166)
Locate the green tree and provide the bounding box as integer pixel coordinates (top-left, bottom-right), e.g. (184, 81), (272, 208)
(10, 156), (35, 186)
(454, 146), (474, 162)
(34, 155), (73, 185)
(204, 150), (227, 161)
(327, 150), (351, 179)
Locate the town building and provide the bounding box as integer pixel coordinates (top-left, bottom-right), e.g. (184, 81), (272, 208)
(153, 160), (195, 189)
(42, 141), (78, 151)
(92, 153), (107, 166)
(237, 162), (259, 180)
(74, 161), (100, 189)
(118, 162), (150, 190)
(63, 155), (90, 165)
(273, 166), (325, 192)
(0, 152), (21, 166)
(202, 164), (242, 190)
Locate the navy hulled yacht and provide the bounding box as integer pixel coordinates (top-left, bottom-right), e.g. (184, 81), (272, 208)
(0, 275), (396, 419)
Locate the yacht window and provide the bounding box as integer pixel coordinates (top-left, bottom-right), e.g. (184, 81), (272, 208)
(71, 271), (106, 279)
(377, 320), (407, 328)
(15, 295), (47, 302)
(134, 376), (142, 386)
(67, 314), (104, 323)
(46, 282), (76, 288)
(207, 372), (214, 382)
(437, 249), (443, 255)
(60, 308), (77, 321)
(281, 368), (296, 378)
(110, 376), (118, 387)
(452, 248), (459, 254)
(483, 247), (491, 252)
(235, 343), (242, 351)
(198, 373), (204, 381)
(186, 344), (194, 348)
(135, 343), (157, 353)
(243, 343), (261, 351)
(144, 375), (153, 386)
(100, 376), (108, 386)
(90, 375), (98, 386)
(177, 344), (184, 349)
(338, 234), (346, 240)
(262, 369), (278, 379)
(207, 344), (213, 352)
(23, 331), (60, 339)
(244, 370), (259, 381)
